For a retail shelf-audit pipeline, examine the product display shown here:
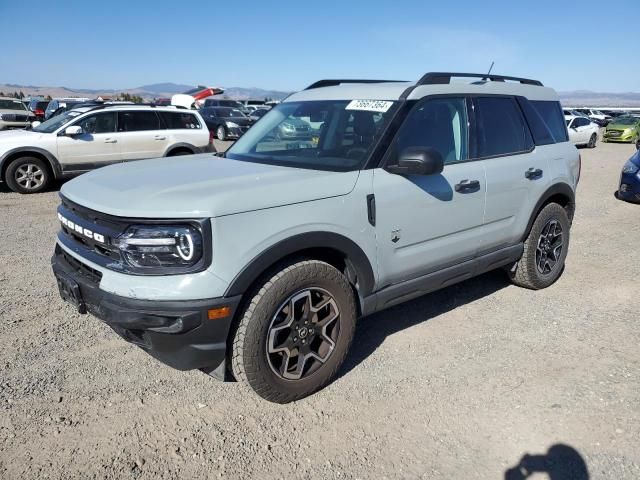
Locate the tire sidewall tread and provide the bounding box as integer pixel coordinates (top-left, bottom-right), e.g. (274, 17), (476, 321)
(230, 260), (356, 403)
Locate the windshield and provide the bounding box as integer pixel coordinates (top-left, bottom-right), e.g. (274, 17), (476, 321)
(613, 117), (639, 126)
(0, 99), (28, 111)
(33, 110), (83, 133)
(226, 100), (399, 172)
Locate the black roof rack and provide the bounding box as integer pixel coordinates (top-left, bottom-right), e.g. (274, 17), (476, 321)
(305, 79), (407, 90)
(416, 72), (543, 87)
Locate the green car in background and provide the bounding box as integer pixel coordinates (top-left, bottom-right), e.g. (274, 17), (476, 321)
(603, 116), (640, 144)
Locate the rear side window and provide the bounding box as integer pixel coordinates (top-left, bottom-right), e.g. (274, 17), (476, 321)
(159, 112), (202, 129)
(531, 101), (569, 142)
(475, 97), (533, 157)
(117, 111), (161, 132)
(516, 97), (554, 146)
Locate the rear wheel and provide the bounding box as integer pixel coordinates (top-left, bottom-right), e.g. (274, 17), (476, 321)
(230, 260), (356, 403)
(508, 203), (570, 290)
(168, 148), (192, 156)
(5, 156), (51, 194)
(588, 133), (597, 148)
(216, 125), (226, 141)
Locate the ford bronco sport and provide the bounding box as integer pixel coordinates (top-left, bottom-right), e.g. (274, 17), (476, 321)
(51, 72), (579, 403)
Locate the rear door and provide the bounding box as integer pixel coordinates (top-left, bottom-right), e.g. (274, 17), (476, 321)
(159, 111), (207, 149)
(56, 112), (120, 169)
(117, 110), (168, 160)
(373, 96), (487, 287)
(478, 96), (550, 252)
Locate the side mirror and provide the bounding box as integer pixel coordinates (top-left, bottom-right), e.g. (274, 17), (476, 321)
(31, 121), (41, 128)
(386, 147), (444, 176)
(64, 125), (83, 136)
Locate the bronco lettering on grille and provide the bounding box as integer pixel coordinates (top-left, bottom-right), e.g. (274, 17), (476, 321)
(58, 213), (105, 243)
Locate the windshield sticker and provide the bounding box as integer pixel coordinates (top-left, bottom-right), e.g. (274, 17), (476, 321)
(345, 100), (393, 113)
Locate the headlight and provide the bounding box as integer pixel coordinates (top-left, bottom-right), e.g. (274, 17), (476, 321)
(226, 121), (239, 128)
(115, 224), (204, 271)
(281, 123), (296, 132)
(622, 162), (638, 174)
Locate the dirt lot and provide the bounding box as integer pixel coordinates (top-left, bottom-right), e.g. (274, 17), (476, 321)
(0, 139), (639, 479)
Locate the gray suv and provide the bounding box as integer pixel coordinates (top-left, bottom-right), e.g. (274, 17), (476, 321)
(51, 72), (579, 403)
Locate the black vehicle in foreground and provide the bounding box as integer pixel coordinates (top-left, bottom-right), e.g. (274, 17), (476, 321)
(200, 107), (253, 141)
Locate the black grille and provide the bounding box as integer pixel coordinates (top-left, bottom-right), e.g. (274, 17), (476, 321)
(55, 245), (103, 287)
(2, 113), (30, 122)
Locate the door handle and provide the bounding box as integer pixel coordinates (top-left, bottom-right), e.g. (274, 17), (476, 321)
(154, 135), (167, 140)
(104, 138), (117, 143)
(525, 168), (543, 179)
(454, 179), (480, 192)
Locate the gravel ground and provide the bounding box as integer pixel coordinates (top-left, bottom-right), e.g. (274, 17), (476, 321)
(0, 139), (639, 479)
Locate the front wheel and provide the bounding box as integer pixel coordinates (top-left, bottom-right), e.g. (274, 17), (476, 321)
(230, 260), (357, 403)
(588, 133), (597, 148)
(508, 203), (570, 290)
(216, 125), (226, 141)
(5, 156), (51, 194)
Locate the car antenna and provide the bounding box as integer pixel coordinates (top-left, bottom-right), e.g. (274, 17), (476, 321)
(483, 61), (495, 81)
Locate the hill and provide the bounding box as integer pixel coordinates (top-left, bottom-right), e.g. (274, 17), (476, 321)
(0, 82), (291, 101)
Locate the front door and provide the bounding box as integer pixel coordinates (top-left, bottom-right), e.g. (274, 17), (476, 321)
(373, 97), (487, 288)
(56, 112), (120, 170)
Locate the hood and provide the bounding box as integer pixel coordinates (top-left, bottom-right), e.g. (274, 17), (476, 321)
(607, 120), (640, 130)
(61, 154), (359, 218)
(0, 129), (47, 146)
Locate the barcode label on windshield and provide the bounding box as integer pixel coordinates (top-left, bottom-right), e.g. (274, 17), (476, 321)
(345, 100), (394, 113)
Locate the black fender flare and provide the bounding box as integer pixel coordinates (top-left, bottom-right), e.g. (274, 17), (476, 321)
(224, 232), (376, 298)
(164, 143), (196, 156)
(522, 182), (575, 242)
(0, 146), (63, 179)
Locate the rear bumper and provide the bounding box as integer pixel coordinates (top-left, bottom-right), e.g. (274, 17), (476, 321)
(51, 245), (241, 378)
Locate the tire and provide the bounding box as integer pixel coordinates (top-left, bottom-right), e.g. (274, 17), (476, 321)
(509, 202), (570, 290)
(230, 259), (357, 403)
(5, 156), (51, 194)
(588, 133), (597, 148)
(216, 125), (226, 141)
(168, 149), (192, 157)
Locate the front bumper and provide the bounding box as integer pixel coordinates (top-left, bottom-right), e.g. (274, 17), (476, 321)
(51, 245), (241, 378)
(227, 126), (250, 139)
(603, 132), (636, 143)
(617, 171), (640, 203)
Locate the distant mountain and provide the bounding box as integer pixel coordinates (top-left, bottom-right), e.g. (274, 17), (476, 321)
(559, 90), (640, 107)
(136, 83), (195, 94)
(0, 82), (291, 101)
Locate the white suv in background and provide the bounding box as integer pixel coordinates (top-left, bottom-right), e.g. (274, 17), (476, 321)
(0, 105), (214, 193)
(565, 115), (599, 148)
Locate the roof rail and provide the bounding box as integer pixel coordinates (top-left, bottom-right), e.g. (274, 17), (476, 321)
(305, 79), (407, 90)
(417, 72), (543, 87)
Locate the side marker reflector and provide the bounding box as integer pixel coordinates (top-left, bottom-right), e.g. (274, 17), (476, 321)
(207, 306), (231, 320)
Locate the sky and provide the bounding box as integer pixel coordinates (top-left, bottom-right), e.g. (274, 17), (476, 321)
(2, 0), (636, 93)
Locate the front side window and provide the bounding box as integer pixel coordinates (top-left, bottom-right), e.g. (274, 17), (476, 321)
(226, 100), (399, 171)
(75, 112), (116, 134)
(475, 96), (533, 157)
(117, 111), (161, 132)
(390, 97), (468, 164)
